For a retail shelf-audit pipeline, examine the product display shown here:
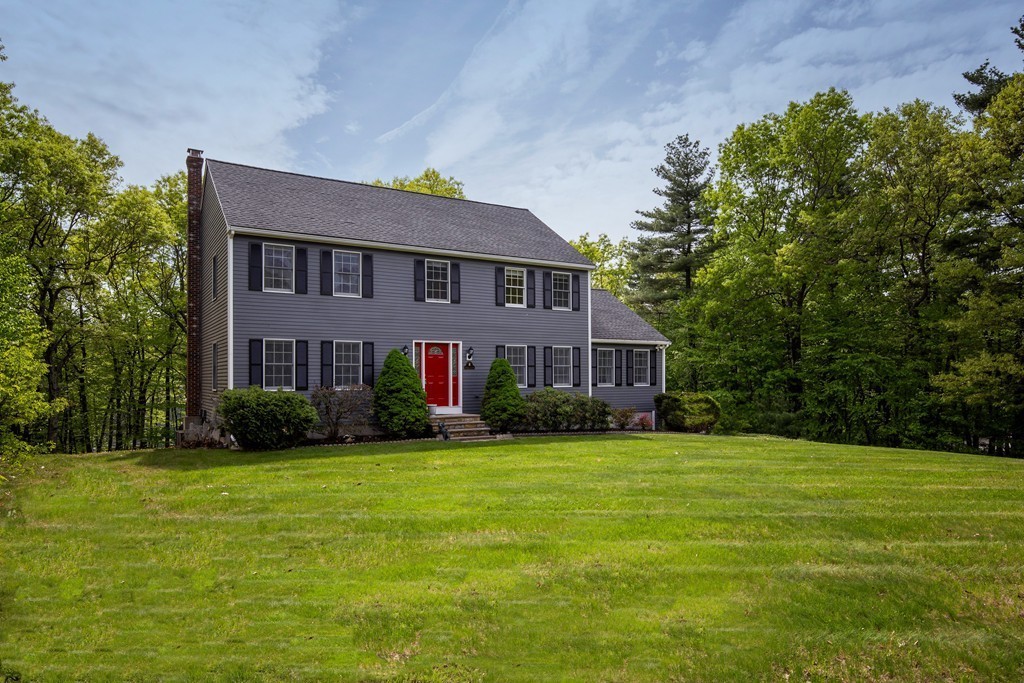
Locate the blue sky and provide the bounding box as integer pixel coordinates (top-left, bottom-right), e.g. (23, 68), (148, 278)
(4, 0), (1021, 241)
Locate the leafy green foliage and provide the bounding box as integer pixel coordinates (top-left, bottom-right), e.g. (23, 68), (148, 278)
(369, 168), (466, 198)
(480, 359), (525, 433)
(519, 388), (610, 432)
(654, 392), (721, 433)
(216, 387), (319, 450)
(953, 15), (1023, 115)
(568, 232), (632, 299)
(372, 349), (430, 438)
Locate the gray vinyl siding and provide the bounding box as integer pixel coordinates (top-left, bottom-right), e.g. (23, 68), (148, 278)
(199, 174), (229, 419)
(591, 344), (663, 414)
(231, 236), (591, 413)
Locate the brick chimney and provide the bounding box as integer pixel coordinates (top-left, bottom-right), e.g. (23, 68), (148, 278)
(185, 148), (204, 421)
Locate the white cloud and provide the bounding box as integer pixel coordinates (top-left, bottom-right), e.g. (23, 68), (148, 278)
(2, 0), (345, 184)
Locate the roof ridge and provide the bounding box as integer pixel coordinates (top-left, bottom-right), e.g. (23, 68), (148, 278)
(205, 158), (532, 213)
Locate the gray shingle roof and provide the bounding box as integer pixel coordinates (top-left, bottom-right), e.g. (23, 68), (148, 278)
(591, 289), (669, 343)
(205, 160), (592, 267)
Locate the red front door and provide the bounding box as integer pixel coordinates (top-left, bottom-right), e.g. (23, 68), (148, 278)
(424, 343), (450, 407)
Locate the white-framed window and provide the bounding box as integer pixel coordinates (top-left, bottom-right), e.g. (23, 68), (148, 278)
(505, 267), (525, 307)
(633, 349), (650, 386)
(552, 272), (571, 310)
(212, 342), (219, 391)
(553, 346), (572, 387)
(334, 340), (362, 387)
(426, 259), (450, 303)
(597, 348), (614, 386)
(264, 339), (295, 390)
(263, 244), (294, 293)
(333, 250), (361, 297)
(505, 345), (527, 388)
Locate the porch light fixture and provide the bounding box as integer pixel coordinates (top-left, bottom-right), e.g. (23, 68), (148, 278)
(464, 346), (475, 370)
(402, 345), (409, 356)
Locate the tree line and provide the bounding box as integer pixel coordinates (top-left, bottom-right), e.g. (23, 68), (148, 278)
(595, 17), (1023, 455)
(1, 42), (187, 457)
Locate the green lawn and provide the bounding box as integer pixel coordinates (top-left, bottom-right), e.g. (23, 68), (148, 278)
(2, 434), (1023, 681)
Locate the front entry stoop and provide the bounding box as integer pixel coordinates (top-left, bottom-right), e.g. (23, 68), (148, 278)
(429, 414), (500, 442)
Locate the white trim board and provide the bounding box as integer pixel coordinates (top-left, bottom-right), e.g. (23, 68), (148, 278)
(229, 226), (596, 271)
(592, 338), (672, 347)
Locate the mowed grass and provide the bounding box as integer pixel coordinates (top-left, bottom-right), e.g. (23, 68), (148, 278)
(2, 434), (1024, 682)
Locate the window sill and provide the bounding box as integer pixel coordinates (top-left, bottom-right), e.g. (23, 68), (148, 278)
(425, 299), (450, 304)
(504, 302), (526, 308)
(597, 383), (614, 388)
(552, 306), (571, 311)
(333, 292), (361, 298)
(262, 288), (294, 294)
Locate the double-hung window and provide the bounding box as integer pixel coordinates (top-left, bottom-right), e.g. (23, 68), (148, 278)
(426, 259), (449, 303)
(334, 341), (362, 387)
(633, 349), (650, 386)
(333, 250), (361, 296)
(553, 346), (572, 387)
(505, 345), (527, 388)
(264, 339), (295, 390)
(597, 348), (614, 386)
(263, 244), (294, 293)
(552, 272), (571, 310)
(505, 267), (525, 307)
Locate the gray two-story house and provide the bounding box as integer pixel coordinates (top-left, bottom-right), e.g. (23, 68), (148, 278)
(183, 149), (669, 430)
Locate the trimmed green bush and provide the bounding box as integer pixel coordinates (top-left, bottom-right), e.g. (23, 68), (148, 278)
(217, 386), (319, 450)
(372, 349), (430, 438)
(481, 359), (526, 432)
(654, 391), (721, 433)
(519, 388), (610, 432)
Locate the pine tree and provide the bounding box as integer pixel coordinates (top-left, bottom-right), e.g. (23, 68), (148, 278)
(628, 135), (714, 316)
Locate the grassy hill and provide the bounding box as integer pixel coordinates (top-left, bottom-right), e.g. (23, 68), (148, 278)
(2, 434), (1023, 681)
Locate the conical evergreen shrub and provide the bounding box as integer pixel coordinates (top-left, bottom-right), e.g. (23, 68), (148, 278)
(481, 358), (526, 432)
(372, 348), (430, 438)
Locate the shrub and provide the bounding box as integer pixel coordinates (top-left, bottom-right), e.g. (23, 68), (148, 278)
(481, 359), (527, 432)
(518, 389), (610, 432)
(611, 406), (636, 430)
(372, 349), (430, 438)
(654, 392), (721, 433)
(635, 413), (652, 431)
(310, 384), (374, 441)
(217, 386), (319, 450)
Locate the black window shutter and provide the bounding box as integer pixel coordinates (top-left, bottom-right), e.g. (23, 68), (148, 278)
(650, 349), (658, 387)
(626, 350), (634, 386)
(414, 260), (426, 301)
(362, 342), (375, 387)
(451, 263), (461, 304)
(527, 270), (536, 308)
(615, 349), (623, 386)
(543, 271), (552, 309)
(528, 346), (537, 388)
(320, 250), (332, 295)
(296, 340), (308, 389)
(295, 248), (307, 294)
(591, 350), (598, 387)
(249, 339), (263, 387)
(571, 274), (580, 311)
(320, 341), (333, 387)
(249, 242), (262, 291)
(362, 254), (374, 298)
(495, 346), (505, 360)
(543, 346), (552, 387)
(572, 347), (581, 387)
(495, 266), (505, 306)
